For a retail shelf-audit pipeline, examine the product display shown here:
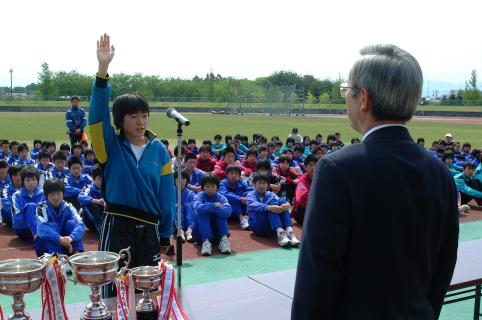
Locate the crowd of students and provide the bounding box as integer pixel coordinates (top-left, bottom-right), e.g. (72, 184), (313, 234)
(0, 128), (480, 258)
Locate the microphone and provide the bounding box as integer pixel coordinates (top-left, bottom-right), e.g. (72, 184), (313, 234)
(166, 108), (190, 126)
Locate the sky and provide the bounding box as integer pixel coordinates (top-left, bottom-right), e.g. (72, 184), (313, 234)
(1, 0), (481, 92)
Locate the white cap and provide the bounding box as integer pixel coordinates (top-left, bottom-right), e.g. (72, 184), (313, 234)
(445, 133), (453, 138)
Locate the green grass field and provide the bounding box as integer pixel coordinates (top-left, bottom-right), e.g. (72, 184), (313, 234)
(0, 112), (481, 148)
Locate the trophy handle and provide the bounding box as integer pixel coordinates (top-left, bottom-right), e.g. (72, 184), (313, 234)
(119, 246), (132, 270)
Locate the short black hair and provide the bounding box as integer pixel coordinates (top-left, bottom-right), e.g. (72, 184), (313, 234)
(462, 142), (472, 149)
(0, 160), (8, 169)
(38, 150), (51, 161)
(470, 149), (480, 158)
(84, 148), (95, 157)
(271, 135), (280, 142)
(174, 170), (190, 181)
(277, 155), (289, 164)
(1, 139), (9, 146)
(442, 150), (454, 161)
(68, 156), (83, 168)
(351, 137), (360, 144)
(309, 140), (318, 146)
(292, 128), (298, 133)
(226, 165), (241, 175)
(71, 143), (82, 151)
(8, 165), (22, 178)
(33, 139), (42, 146)
(293, 144), (305, 153)
(80, 140), (88, 147)
(187, 138), (196, 145)
(223, 146), (235, 156)
(20, 166), (39, 185)
(304, 154), (320, 166)
(225, 135), (233, 144)
(315, 133), (322, 139)
(70, 96), (80, 102)
(17, 143), (29, 153)
(173, 146), (187, 156)
(43, 140), (56, 150)
(202, 140), (212, 147)
(43, 179), (65, 197)
(184, 152), (197, 162)
(286, 137), (295, 145)
(463, 162), (476, 170)
(246, 150), (258, 158)
(92, 164), (103, 180)
(112, 93), (150, 130)
(258, 145), (268, 153)
(9, 141), (19, 149)
(214, 134), (222, 140)
(52, 151), (67, 161)
(416, 137), (425, 144)
(199, 145), (212, 153)
(252, 173), (270, 184)
(201, 172), (220, 189)
(256, 159), (272, 171)
(160, 139), (169, 146)
(60, 143), (71, 151)
(326, 134), (336, 143)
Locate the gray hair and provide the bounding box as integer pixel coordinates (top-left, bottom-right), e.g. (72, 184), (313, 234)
(348, 44), (423, 121)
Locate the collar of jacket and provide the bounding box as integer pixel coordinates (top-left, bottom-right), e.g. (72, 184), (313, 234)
(363, 125), (412, 143)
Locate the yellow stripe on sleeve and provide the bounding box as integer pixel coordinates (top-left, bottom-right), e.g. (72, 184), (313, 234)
(89, 122), (108, 164)
(161, 160), (174, 176)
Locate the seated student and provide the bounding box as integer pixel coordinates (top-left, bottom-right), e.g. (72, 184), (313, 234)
(428, 140), (440, 155)
(334, 132), (345, 148)
(303, 140), (319, 157)
(241, 150), (258, 173)
(172, 145), (187, 171)
(273, 155), (299, 203)
(350, 137), (361, 144)
(196, 145), (217, 172)
(36, 151), (54, 190)
(173, 170), (195, 242)
(14, 143), (36, 167)
(292, 144), (305, 171)
(12, 166), (45, 241)
(246, 173), (299, 247)
(35, 179), (85, 257)
(461, 142), (472, 158)
(291, 154), (319, 225)
(70, 143), (85, 161)
(271, 135), (281, 144)
(454, 162), (482, 206)
(443, 151), (463, 176)
(212, 134), (225, 159)
(267, 142), (277, 162)
(214, 147), (251, 180)
(160, 139), (174, 159)
(272, 141), (283, 158)
(416, 137), (425, 149)
(80, 140), (89, 154)
(279, 137), (295, 155)
(0, 140), (10, 160)
(6, 141), (20, 166)
(82, 148), (97, 176)
(183, 153), (205, 193)
(0, 160), (10, 191)
(78, 164), (105, 234)
(192, 173), (232, 256)
(64, 156), (92, 209)
(59, 143), (71, 158)
(219, 165), (254, 230)
(257, 146), (271, 163)
(277, 149), (302, 174)
(187, 138), (199, 155)
(327, 142), (341, 154)
(51, 151), (70, 180)
(467, 149), (481, 166)
(30, 139), (43, 161)
(1, 166), (22, 227)
(250, 159), (286, 196)
(228, 140), (245, 161)
(43, 140), (57, 155)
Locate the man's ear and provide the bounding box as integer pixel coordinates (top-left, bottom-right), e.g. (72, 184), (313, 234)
(359, 88), (372, 114)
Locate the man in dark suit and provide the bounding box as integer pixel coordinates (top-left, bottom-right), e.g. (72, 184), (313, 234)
(291, 45), (459, 320)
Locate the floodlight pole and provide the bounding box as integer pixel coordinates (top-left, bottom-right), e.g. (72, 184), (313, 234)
(9, 69), (13, 100)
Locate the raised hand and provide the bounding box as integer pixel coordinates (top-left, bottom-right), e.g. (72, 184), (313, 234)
(96, 33), (115, 77)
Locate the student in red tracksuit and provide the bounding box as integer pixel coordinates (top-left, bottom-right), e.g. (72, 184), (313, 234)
(196, 146), (217, 172)
(273, 155), (299, 203)
(214, 147), (252, 180)
(291, 154), (319, 224)
(241, 150), (258, 173)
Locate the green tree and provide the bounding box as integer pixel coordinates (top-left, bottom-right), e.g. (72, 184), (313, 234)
(461, 69), (481, 101)
(330, 81), (342, 99)
(37, 62), (58, 100)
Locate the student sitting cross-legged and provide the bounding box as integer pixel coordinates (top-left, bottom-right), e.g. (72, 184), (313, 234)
(247, 173), (300, 247)
(78, 164), (105, 234)
(11, 166), (45, 241)
(64, 155), (93, 210)
(35, 179), (85, 257)
(1, 165), (23, 227)
(219, 165), (254, 230)
(192, 173), (232, 256)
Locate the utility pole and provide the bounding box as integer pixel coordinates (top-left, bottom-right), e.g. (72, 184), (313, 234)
(9, 69), (13, 100)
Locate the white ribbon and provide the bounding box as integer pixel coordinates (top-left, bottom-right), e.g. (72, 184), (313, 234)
(41, 257), (68, 320)
(157, 260), (188, 320)
(114, 273), (136, 320)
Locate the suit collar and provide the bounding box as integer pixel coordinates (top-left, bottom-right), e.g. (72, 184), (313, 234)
(363, 125), (412, 143)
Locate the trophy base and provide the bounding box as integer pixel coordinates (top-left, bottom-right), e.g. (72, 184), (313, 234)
(8, 312), (31, 320)
(81, 301), (112, 320)
(136, 310), (159, 320)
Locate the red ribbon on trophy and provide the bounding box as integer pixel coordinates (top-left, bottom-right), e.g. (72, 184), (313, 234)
(41, 256), (68, 320)
(114, 273), (136, 320)
(156, 260), (188, 320)
(0, 304), (4, 320)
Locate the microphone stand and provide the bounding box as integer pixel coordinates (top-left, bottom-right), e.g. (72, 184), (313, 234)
(176, 123), (184, 287)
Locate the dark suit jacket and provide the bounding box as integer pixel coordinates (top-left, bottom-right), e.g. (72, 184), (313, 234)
(291, 126), (459, 320)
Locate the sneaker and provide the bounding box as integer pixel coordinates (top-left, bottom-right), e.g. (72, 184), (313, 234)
(287, 232), (300, 246)
(277, 231), (289, 247)
(458, 204), (471, 213)
(201, 239), (212, 256)
(219, 237), (231, 254)
(240, 217), (250, 230)
(180, 229), (186, 243)
(185, 228), (193, 242)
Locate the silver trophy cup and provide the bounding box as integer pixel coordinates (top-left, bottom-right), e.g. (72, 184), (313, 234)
(131, 266), (163, 314)
(69, 248), (131, 320)
(0, 259), (46, 320)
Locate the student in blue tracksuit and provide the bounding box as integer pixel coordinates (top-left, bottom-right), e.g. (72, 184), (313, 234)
(183, 152), (205, 193)
(0, 140), (10, 160)
(78, 164), (105, 234)
(247, 173), (300, 247)
(14, 143), (36, 167)
(82, 149), (96, 176)
(64, 156), (92, 209)
(35, 179), (85, 257)
(6, 141), (20, 166)
(173, 171), (195, 242)
(192, 173), (232, 256)
(443, 151), (463, 176)
(51, 151), (70, 180)
(0, 160), (10, 191)
(1, 166), (22, 227)
(36, 151), (54, 190)
(90, 34), (175, 298)
(11, 166), (45, 241)
(219, 165), (254, 230)
(30, 139), (43, 161)
(454, 162), (482, 206)
(66, 96), (87, 145)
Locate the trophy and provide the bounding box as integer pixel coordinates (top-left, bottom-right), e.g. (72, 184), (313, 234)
(0, 258), (46, 320)
(69, 248), (131, 320)
(131, 266), (163, 319)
